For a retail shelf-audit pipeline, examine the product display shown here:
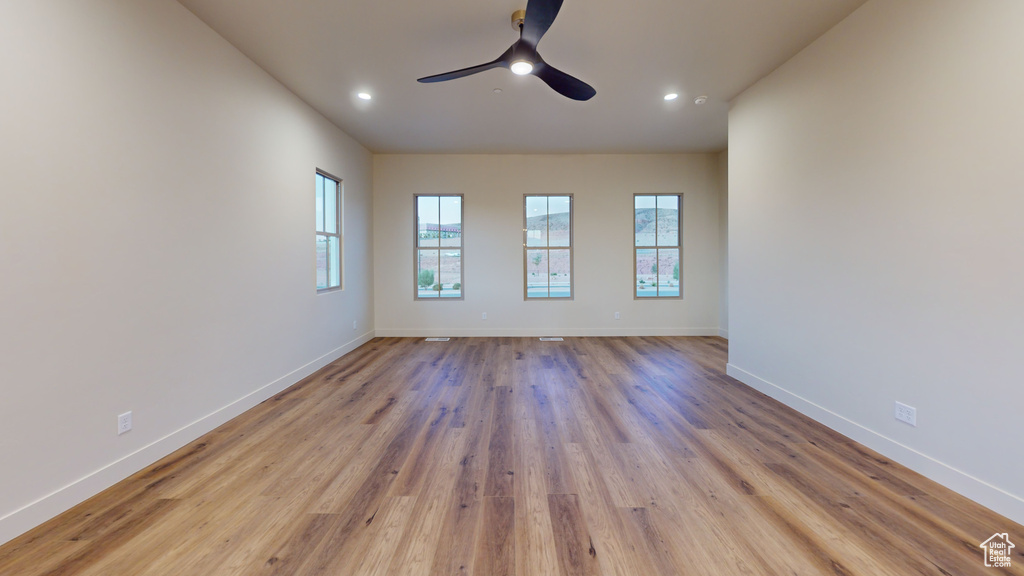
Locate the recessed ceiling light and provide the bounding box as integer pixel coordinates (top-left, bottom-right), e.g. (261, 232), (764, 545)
(357, 92), (372, 100)
(510, 60), (534, 75)
(493, 88), (503, 94)
(664, 93), (679, 101)
(694, 95), (708, 105)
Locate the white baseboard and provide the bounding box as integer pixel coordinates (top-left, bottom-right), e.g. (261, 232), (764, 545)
(718, 328), (729, 339)
(0, 331), (376, 547)
(725, 363), (1024, 526)
(375, 327), (723, 338)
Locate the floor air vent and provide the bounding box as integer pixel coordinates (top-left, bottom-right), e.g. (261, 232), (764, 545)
(425, 337), (451, 342)
(539, 337), (564, 342)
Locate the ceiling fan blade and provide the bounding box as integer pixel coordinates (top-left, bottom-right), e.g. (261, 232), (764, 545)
(417, 49), (512, 83)
(533, 62), (595, 101)
(521, 0), (564, 46)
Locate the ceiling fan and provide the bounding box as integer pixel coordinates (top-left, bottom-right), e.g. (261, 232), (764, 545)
(417, 0), (596, 101)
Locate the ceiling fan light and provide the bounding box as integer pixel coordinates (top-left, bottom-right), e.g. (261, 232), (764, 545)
(510, 60), (534, 75)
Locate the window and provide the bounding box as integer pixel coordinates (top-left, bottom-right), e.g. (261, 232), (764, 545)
(316, 171), (342, 291)
(524, 195), (572, 299)
(635, 194), (681, 298)
(415, 195), (463, 299)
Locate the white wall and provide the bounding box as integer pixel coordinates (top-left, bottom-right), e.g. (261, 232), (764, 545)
(729, 0), (1024, 523)
(0, 0), (373, 544)
(373, 154), (723, 336)
(717, 150), (729, 338)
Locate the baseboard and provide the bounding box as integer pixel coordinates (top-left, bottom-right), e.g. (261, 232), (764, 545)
(375, 327), (722, 338)
(725, 363), (1024, 526)
(0, 330), (376, 547)
(718, 328), (729, 339)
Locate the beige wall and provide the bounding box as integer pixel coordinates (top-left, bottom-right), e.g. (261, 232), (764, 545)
(373, 154), (723, 336)
(729, 0), (1024, 523)
(0, 0), (373, 544)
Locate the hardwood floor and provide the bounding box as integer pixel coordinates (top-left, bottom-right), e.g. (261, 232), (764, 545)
(1, 336), (1021, 575)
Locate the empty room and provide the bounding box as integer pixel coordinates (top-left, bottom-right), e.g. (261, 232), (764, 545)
(2, 0), (1022, 574)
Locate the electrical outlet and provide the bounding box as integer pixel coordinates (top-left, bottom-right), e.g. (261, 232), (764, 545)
(894, 402), (916, 426)
(614, 312), (620, 320)
(353, 320), (357, 330)
(117, 411), (132, 435)
(482, 312), (487, 320)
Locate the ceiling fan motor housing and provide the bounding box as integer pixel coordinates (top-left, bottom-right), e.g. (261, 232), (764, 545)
(511, 42), (540, 66)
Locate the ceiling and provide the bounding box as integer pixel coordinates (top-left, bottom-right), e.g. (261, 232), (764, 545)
(178, 0), (867, 154)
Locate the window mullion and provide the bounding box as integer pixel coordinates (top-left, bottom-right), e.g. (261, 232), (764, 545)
(657, 202), (662, 296)
(545, 197), (550, 295)
(655, 247), (660, 297)
(546, 196), (550, 252)
(545, 247), (550, 295)
(437, 201), (442, 295)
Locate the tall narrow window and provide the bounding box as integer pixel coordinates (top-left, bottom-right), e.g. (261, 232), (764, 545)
(316, 171), (342, 291)
(416, 195), (463, 299)
(635, 194), (681, 298)
(524, 195), (573, 299)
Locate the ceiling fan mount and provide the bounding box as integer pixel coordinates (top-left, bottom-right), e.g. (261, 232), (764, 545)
(511, 9), (526, 32)
(417, 0), (596, 101)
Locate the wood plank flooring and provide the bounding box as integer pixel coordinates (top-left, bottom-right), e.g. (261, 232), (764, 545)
(1, 336), (1022, 575)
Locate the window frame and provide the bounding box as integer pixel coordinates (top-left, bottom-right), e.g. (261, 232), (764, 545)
(316, 170), (343, 293)
(633, 193), (683, 300)
(413, 194), (465, 301)
(523, 194), (574, 300)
